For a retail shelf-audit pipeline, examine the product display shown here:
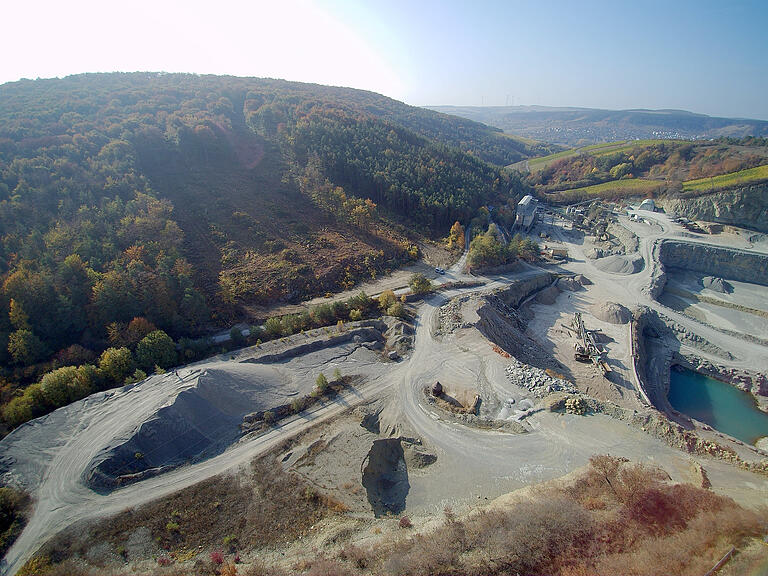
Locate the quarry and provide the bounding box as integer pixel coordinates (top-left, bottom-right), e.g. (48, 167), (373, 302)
(1, 200), (767, 575)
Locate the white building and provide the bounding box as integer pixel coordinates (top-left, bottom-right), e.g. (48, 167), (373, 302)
(514, 195), (537, 231)
(638, 199), (656, 212)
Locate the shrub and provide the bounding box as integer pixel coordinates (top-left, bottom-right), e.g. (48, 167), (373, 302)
(135, 330), (176, 370)
(263, 411), (275, 424)
(223, 534), (238, 552)
(230, 327), (246, 346)
(409, 273), (432, 295)
(0, 487), (29, 556)
(157, 555), (173, 566)
(378, 290), (397, 311)
(264, 317), (282, 337)
(399, 516), (413, 528)
(98, 347), (133, 384)
(348, 308), (362, 321)
(386, 301), (405, 318)
(316, 373), (328, 392)
(210, 549), (224, 565)
(124, 368), (147, 384)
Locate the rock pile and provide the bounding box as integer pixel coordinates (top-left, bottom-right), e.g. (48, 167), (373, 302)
(504, 359), (577, 398)
(556, 277), (582, 292)
(437, 296), (473, 334)
(701, 276), (733, 294)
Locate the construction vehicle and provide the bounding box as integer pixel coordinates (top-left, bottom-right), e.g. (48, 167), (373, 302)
(563, 313), (611, 375)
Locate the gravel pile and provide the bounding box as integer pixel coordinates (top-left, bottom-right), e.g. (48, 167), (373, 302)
(701, 276), (733, 294)
(505, 359), (577, 398)
(593, 254), (643, 274)
(591, 301), (631, 324)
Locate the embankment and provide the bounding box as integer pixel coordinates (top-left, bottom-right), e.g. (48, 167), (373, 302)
(656, 184), (768, 233)
(475, 272), (565, 370)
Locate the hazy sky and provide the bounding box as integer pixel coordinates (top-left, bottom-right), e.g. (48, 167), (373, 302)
(3, 0), (767, 119)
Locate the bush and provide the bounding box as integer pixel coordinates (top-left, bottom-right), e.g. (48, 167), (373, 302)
(39, 365), (99, 408)
(98, 347), (133, 384)
(386, 301), (406, 318)
(409, 273), (432, 295)
(135, 330), (176, 370)
(230, 326), (246, 346)
(399, 516), (412, 528)
(0, 487), (28, 556)
(316, 373), (329, 392)
(125, 368), (147, 384)
(348, 308), (362, 321)
(378, 290), (397, 311)
(210, 550), (224, 565)
(264, 317), (283, 337)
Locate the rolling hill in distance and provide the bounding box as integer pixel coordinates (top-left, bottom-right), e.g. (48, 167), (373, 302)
(427, 105), (768, 147)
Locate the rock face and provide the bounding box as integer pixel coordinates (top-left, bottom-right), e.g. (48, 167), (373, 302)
(656, 184), (768, 233)
(535, 285), (560, 304)
(591, 302), (631, 324)
(701, 276), (733, 293)
(659, 240), (768, 286)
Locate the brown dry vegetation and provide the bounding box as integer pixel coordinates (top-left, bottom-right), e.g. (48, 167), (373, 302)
(332, 455), (767, 576)
(30, 458), (344, 575)
(20, 456), (767, 576)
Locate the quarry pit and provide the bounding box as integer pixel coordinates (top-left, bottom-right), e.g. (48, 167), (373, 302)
(1, 203), (768, 576)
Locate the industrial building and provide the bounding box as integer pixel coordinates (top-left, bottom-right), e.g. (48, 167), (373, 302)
(514, 194), (537, 231)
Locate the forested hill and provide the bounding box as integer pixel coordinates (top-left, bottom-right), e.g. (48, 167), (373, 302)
(428, 105), (768, 147)
(0, 72), (534, 385)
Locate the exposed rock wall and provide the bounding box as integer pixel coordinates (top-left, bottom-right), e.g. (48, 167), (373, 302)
(495, 272), (554, 308)
(656, 184), (768, 233)
(658, 240), (768, 286)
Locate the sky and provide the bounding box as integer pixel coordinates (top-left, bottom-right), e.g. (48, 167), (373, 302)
(2, 0), (767, 119)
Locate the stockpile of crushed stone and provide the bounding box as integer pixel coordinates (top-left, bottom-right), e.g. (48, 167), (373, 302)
(701, 276), (733, 294)
(593, 254), (643, 274)
(591, 301), (631, 324)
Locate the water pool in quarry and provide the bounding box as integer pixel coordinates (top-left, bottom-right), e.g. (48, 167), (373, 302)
(668, 366), (768, 445)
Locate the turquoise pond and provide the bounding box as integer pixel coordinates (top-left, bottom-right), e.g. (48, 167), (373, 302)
(668, 367), (768, 445)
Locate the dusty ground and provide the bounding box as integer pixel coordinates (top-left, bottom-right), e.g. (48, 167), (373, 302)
(523, 286), (642, 409)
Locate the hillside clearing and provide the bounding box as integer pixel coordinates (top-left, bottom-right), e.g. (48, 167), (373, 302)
(544, 178), (661, 203)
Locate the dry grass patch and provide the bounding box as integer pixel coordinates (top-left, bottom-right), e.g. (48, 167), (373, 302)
(30, 457), (344, 574)
(331, 455), (766, 576)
